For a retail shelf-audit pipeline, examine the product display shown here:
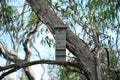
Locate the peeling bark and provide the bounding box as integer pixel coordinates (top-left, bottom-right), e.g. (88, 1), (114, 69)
(26, 0), (102, 80)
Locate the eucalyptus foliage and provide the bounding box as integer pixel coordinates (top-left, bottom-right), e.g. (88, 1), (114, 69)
(0, 0), (120, 80)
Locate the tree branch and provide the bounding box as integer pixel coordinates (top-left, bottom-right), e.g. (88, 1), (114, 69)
(22, 20), (42, 80)
(0, 41), (23, 63)
(23, 21), (42, 61)
(0, 60), (78, 79)
(0, 60), (79, 71)
(0, 68), (17, 79)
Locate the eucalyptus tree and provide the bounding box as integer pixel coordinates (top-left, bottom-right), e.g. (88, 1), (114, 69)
(0, 0), (120, 80)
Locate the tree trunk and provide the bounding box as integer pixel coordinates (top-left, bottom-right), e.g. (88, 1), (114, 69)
(24, 67), (35, 80)
(26, 0), (102, 80)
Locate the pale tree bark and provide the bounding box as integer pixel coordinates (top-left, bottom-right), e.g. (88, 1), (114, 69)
(26, 0), (103, 80)
(22, 21), (41, 80)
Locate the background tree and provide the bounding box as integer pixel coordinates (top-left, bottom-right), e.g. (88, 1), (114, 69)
(0, 0), (120, 80)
